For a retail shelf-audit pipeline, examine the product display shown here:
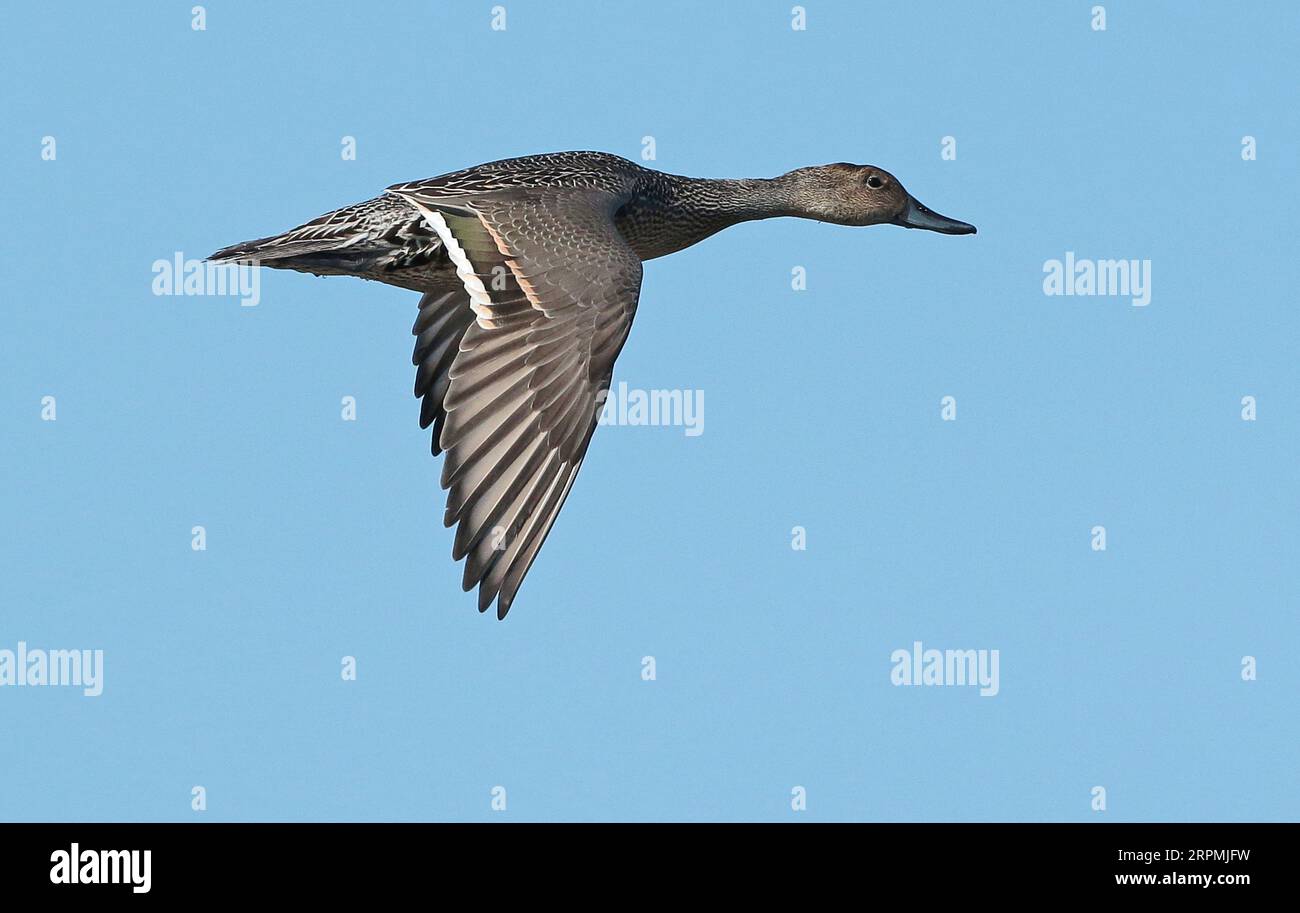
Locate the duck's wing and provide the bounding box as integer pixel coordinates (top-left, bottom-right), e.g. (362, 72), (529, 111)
(388, 184), (643, 618)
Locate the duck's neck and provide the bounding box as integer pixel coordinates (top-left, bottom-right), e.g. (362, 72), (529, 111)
(620, 173), (801, 260)
(673, 175), (801, 222)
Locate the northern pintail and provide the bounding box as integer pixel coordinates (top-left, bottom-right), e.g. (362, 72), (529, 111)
(211, 151), (975, 618)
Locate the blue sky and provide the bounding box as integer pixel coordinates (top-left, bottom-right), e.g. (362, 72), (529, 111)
(1, 1), (1296, 821)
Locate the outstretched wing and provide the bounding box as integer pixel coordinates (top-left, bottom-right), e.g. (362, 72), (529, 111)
(390, 185), (643, 618)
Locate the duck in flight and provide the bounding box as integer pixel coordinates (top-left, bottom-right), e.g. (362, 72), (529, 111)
(211, 151), (975, 618)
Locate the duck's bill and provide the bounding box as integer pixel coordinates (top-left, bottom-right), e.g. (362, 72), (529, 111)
(894, 197), (976, 235)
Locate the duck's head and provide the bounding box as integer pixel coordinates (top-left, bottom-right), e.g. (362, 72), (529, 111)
(781, 163), (976, 234)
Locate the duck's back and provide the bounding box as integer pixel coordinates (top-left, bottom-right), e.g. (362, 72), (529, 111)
(388, 151), (648, 200)
(389, 151), (704, 261)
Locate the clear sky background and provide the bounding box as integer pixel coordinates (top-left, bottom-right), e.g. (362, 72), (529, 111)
(1, 1), (1295, 821)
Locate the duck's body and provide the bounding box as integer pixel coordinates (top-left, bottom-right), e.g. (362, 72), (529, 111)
(211, 151), (975, 618)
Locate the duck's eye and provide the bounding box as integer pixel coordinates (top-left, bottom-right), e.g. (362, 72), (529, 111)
(866, 175), (885, 189)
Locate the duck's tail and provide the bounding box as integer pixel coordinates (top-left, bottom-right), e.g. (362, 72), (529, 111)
(208, 193), (444, 289)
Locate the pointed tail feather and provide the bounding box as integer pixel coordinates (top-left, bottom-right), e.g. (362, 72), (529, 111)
(207, 194), (444, 286)
(208, 233), (337, 264)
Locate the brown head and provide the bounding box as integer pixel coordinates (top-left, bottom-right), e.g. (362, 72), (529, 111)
(777, 163), (976, 234)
